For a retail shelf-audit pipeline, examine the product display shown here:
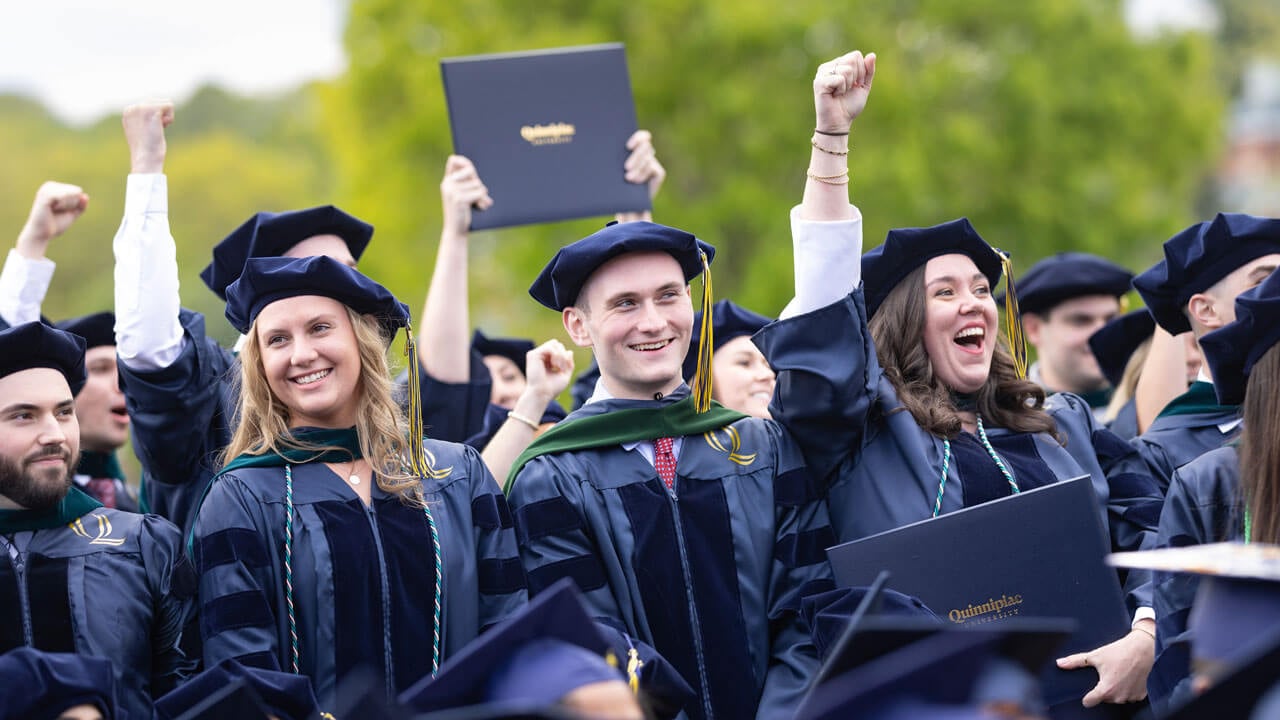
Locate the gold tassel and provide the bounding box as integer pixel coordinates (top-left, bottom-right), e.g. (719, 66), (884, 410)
(997, 251), (1028, 379)
(403, 322), (430, 477)
(626, 647), (643, 694)
(689, 249), (715, 413)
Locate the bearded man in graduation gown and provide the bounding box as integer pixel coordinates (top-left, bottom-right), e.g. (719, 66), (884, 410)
(0, 322), (196, 720)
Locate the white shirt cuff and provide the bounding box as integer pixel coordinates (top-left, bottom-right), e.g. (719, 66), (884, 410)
(779, 204), (863, 319)
(124, 173), (168, 215)
(1133, 607), (1155, 625)
(0, 249), (56, 326)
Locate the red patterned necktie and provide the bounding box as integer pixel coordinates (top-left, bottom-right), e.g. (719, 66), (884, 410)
(86, 478), (117, 509)
(653, 437), (677, 490)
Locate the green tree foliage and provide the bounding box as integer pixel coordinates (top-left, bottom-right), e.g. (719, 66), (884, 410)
(1211, 0), (1280, 91)
(324, 0), (1225, 353)
(0, 85), (333, 344)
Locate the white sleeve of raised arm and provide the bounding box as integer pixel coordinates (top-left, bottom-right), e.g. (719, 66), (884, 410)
(113, 173), (185, 371)
(0, 250), (56, 327)
(779, 203), (864, 319)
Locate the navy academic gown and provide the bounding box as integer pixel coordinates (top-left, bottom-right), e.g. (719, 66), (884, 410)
(193, 439), (526, 705)
(754, 291), (1162, 613)
(507, 387), (835, 720)
(1130, 382), (1240, 496)
(0, 508), (195, 719)
(1107, 399), (1140, 442)
(120, 308), (498, 534)
(1147, 445), (1242, 715)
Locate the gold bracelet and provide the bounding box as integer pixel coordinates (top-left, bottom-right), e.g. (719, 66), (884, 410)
(507, 410), (541, 431)
(1131, 625), (1155, 641)
(811, 137), (849, 156)
(806, 169), (850, 185)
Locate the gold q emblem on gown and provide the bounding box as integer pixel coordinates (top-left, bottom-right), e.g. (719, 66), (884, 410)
(703, 426), (757, 466)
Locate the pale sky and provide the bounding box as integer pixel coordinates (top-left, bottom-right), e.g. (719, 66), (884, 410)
(0, 0), (1215, 128)
(0, 0), (348, 126)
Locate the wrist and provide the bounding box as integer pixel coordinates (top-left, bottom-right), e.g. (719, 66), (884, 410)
(506, 409), (541, 431)
(130, 153), (165, 175)
(515, 387), (555, 414)
(14, 228), (50, 259)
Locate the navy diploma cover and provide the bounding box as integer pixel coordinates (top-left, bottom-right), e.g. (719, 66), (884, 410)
(441, 43), (650, 230)
(826, 476), (1130, 706)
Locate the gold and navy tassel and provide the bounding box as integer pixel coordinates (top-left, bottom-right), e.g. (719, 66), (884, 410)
(403, 323), (430, 477)
(689, 249), (715, 413)
(996, 250), (1028, 379)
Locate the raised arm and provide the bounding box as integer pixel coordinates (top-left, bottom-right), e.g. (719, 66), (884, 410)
(417, 155), (492, 383)
(614, 129), (665, 224)
(480, 339), (574, 483)
(114, 101), (183, 372)
(753, 51), (877, 481)
(802, 51), (873, 223)
(0, 182), (89, 327)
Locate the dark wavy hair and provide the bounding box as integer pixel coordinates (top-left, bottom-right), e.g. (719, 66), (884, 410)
(867, 264), (1061, 441)
(1240, 344), (1280, 544)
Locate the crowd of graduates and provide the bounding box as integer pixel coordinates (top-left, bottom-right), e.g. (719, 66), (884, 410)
(2, 48), (1280, 720)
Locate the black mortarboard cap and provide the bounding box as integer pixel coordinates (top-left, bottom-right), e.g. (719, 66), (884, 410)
(414, 707), (577, 720)
(325, 667), (413, 720)
(201, 205), (374, 300)
(472, 330), (536, 378)
(861, 218), (1005, 319)
(0, 321), (86, 396)
(1162, 622), (1280, 720)
(224, 255), (409, 338)
(1087, 308), (1156, 389)
(0, 648), (116, 720)
(54, 311), (115, 350)
(681, 299), (773, 381)
(1133, 213), (1280, 335)
(528, 221), (714, 311)
(398, 579), (624, 713)
(793, 621), (1070, 720)
(799, 572), (940, 667)
(1198, 268), (1280, 405)
(153, 658), (321, 720)
(1006, 252), (1133, 315)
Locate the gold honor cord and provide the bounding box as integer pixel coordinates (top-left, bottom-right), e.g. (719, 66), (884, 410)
(997, 250), (1028, 379)
(689, 249), (715, 414)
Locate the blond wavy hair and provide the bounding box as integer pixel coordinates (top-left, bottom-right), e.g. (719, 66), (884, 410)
(222, 305), (424, 506)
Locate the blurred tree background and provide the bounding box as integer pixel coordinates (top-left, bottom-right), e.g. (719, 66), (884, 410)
(0, 0), (1264, 366)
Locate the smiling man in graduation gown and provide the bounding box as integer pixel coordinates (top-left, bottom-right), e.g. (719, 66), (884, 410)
(505, 221), (836, 720)
(0, 321), (196, 720)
